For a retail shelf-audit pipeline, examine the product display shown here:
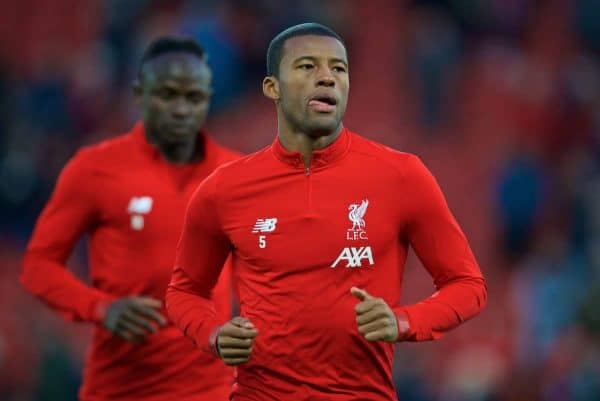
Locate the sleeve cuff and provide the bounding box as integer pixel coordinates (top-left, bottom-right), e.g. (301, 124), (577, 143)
(208, 325), (221, 357)
(90, 295), (117, 325)
(395, 309), (416, 342)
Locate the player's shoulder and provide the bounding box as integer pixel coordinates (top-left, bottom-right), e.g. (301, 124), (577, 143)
(54, 132), (134, 188)
(210, 145), (273, 179)
(191, 146), (271, 202)
(69, 131), (134, 169)
(347, 130), (423, 175)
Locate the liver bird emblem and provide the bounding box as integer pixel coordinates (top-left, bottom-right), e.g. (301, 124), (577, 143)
(348, 199), (369, 231)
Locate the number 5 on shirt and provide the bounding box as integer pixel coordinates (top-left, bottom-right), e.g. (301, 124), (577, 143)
(259, 235), (266, 248)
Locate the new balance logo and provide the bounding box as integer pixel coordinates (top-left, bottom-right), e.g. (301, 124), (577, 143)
(331, 246), (374, 268)
(252, 218), (278, 233)
(128, 196), (153, 214)
(127, 196), (153, 231)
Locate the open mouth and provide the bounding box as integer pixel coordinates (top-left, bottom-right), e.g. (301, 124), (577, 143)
(308, 95), (337, 112)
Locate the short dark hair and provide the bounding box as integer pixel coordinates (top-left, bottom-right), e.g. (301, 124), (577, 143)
(138, 36), (206, 80)
(266, 23), (345, 77)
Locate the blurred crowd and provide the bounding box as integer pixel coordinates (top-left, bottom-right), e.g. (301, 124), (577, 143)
(1, 0), (599, 400)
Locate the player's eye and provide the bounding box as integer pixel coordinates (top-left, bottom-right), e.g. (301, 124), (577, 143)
(187, 92), (207, 103)
(298, 64), (314, 70)
(157, 89), (177, 100)
(332, 66), (347, 73)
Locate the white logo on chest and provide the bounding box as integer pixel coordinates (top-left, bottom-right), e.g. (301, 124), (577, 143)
(127, 196), (153, 230)
(347, 199), (369, 240)
(252, 218), (278, 233)
(331, 246), (374, 268)
(252, 218), (278, 249)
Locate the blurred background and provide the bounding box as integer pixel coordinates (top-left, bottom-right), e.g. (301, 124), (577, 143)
(1, 0), (600, 400)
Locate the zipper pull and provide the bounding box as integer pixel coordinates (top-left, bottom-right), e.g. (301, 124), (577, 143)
(305, 167), (310, 176)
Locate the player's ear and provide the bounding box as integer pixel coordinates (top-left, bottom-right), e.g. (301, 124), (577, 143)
(262, 76), (280, 101)
(133, 79), (143, 106)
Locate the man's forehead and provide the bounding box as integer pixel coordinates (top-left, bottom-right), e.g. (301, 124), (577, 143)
(282, 35), (347, 62)
(144, 53), (210, 80)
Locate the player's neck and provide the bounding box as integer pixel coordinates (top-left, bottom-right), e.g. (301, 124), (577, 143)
(278, 124), (342, 168)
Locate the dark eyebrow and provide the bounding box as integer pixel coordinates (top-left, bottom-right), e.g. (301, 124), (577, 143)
(330, 58), (348, 68)
(162, 79), (212, 92)
(161, 82), (180, 89)
(155, 81), (212, 95)
(293, 56), (348, 68)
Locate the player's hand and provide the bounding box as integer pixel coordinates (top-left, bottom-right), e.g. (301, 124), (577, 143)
(216, 316), (258, 366)
(350, 287), (398, 343)
(103, 296), (167, 344)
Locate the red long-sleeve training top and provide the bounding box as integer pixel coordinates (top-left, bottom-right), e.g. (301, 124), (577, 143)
(21, 123), (239, 401)
(167, 127), (487, 400)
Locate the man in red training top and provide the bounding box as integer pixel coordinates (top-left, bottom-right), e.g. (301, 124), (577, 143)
(167, 23), (487, 400)
(21, 37), (239, 401)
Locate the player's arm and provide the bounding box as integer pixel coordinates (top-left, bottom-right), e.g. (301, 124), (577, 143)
(20, 154), (166, 343)
(20, 152), (114, 323)
(395, 155), (487, 341)
(352, 155), (487, 343)
(166, 174), (257, 363)
(212, 256), (233, 324)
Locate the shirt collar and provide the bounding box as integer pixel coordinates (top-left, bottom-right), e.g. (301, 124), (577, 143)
(271, 126), (351, 170)
(132, 122), (160, 159)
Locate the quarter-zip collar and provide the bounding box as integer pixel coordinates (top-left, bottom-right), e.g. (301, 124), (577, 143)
(271, 126), (351, 170)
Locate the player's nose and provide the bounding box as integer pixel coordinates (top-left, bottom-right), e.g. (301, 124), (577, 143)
(171, 98), (192, 119)
(316, 69), (335, 87)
